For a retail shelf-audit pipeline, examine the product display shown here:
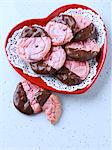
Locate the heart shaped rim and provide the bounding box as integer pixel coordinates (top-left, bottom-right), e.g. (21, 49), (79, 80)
(5, 4), (108, 94)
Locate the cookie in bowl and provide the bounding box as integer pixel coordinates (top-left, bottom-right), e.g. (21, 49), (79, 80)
(45, 14), (76, 46)
(65, 38), (100, 61)
(16, 26), (51, 62)
(30, 46), (66, 75)
(56, 60), (90, 86)
(5, 5), (106, 93)
(72, 15), (98, 41)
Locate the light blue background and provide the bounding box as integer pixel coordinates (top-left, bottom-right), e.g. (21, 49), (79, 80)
(0, 0), (112, 150)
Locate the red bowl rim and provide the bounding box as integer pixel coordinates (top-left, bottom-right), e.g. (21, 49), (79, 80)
(5, 4), (108, 94)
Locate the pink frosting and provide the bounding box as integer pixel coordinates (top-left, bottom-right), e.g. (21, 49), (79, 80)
(42, 94), (62, 125)
(45, 21), (73, 46)
(16, 37), (51, 62)
(30, 99), (42, 114)
(22, 80), (41, 113)
(66, 39), (100, 52)
(73, 15), (92, 32)
(65, 60), (90, 80)
(44, 46), (66, 70)
(21, 80), (62, 124)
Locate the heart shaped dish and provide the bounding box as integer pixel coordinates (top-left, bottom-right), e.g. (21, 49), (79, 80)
(5, 4), (108, 94)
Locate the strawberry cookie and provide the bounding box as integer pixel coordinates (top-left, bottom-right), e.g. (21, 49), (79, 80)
(65, 39), (100, 61)
(72, 15), (97, 41)
(56, 60), (90, 85)
(16, 26), (51, 62)
(45, 15), (76, 46)
(30, 46), (66, 75)
(13, 80), (62, 124)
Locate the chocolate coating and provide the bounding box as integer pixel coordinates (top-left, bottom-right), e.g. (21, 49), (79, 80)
(13, 82), (52, 115)
(36, 90), (52, 106)
(56, 66), (82, 86)
(90, 27), (98, 41)
(73, 23), (97, 42)
(52, 15), (76, 35)
(65, 48), (98, 61)
(21, 26), (49, 38)
(30, 61), (57, 75)
(13, 83), (34, 115)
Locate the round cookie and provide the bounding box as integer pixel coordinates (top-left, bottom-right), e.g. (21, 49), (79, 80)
(16, 26), (51, 62)
(72, 15), (98, 41)
(13, 80), (62, 125)
(45, 15), (76, 46)
(65, 39), (100, 61)
(56, 60), (90, 86)
(73, 15), (92, 32)
(13, 80), (51, 115)
(74, 23), (97, 42)
(30, 46), (66, 75)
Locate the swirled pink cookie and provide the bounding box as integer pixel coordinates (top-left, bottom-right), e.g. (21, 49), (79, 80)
(42, 94), (61, 125)
(30, 46), (66, 75)
(13, 80), (62, 124)
(65, 39), (100, 61)
(72, 15), (97, 41)
(56, 60), (90, 85)
(65, 60), (90, 80)
(45, 15), (76, 46)
(16, 26), (51, 62)
(72, 15), (92, 32)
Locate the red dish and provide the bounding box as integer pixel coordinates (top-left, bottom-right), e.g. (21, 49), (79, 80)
(5, 4), (108, 94)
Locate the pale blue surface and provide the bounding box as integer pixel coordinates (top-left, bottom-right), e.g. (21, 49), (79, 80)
(0, 0), (112, 150)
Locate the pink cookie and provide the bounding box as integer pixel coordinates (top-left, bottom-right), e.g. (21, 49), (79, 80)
(16, 26), (51, 62)
(72, 15), (92, 32)
(22, 80), (42, 114)
(30, 46), (66, 75)
(65, 39), (100, 61)
(13, 80), (62, 125)
(72, 15), (97, 42)
(42, 94), (62, 125)
(13, 80), (51, 115)
(45, 46), (66, 70)
(45, 15), (76, 46)
(66, 39), (100, 53)
(65, 60), (90, 80)
(56, 60), (90, 85)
